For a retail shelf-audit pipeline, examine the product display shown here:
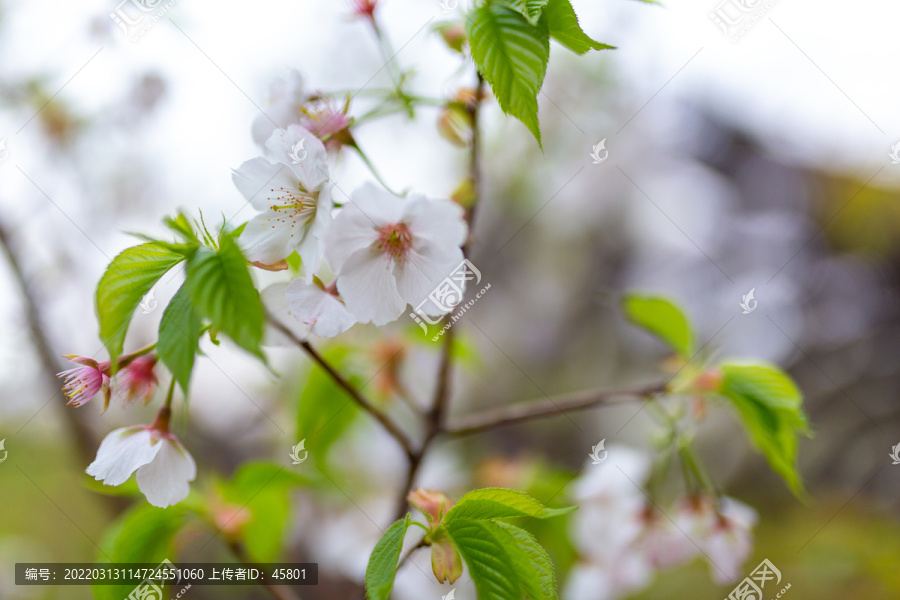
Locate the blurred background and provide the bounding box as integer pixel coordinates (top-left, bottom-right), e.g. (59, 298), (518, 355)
(1, 0), (899, 598)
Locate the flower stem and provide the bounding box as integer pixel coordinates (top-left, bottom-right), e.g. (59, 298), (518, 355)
(351, 143), (400, 196)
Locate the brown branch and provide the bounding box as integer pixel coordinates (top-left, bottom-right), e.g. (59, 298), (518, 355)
(444, 381), (668, 437)
(268, 316), (415, 459)
(0, 219), (98, 465)
(391, 74), (487, 523)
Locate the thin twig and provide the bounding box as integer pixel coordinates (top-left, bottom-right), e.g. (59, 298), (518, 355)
(444, 381), (668, 437)
(397, 538), (428, 570)
(391, 74), (487, 522)
(267, 316), (416, 459)
(0, 219), (98, 464)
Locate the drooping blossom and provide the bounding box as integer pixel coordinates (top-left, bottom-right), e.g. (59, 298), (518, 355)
(86, 407), (196, 508)
(674, 495), (758, 584)
(111, 354), (158, 406)
(325, 182), (467, 326)
(252, 69), (309, 146)
(565, 445), (759, 599)
(234, 125), (333, 273)
(58, 355), (111, 408)
(261, 280), (356, 343)
(285, 278), (356, 338)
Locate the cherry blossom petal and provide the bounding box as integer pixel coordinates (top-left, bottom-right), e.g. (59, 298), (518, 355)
(240, 209), (306, 265)
(86, 427), (160, 487)
(393, 245), (464, 316)
(252, 70), (307, 145)
(285, 279), (356, 338)
(135, 437), (197, 508)
(336, 250), (405, 325)
(261, 282), (311, 345)
(264, 125), (330, 190)
(402, 195), (468, 247)
(232, 157), (299, 212)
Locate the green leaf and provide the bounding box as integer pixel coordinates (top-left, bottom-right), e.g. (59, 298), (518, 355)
(222, 462), (316, 562)
(622, 294), (694, 358)
(157, 283), (203, 393)
(445, 488), (575, 523)
(541, 0), (615, 54)
(96, 242), (185, 367)
(446, 519), (558, 600)
(365, 514), (412, 600)
(490, 521), (556, 600)
(93, 504), (184, 600)
(467, 2), (550, 145)
(447, 519), (519, 600)
(719, 362), (811, 497)
(184, 234), (264, 358)
(506, 0), (550, 24)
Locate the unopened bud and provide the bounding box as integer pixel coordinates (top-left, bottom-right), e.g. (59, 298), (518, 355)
(407, 488), (454, 529)
(431, 539), (463, 584)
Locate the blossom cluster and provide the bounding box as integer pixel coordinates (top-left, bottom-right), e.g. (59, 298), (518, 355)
(239, 71), (468, 337)
(565, 446), (757, 600)
(59, 69), (470, 509)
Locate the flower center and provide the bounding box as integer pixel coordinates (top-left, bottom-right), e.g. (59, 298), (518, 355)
(375, 223), (413, 261)
(268, 185), (319, 228)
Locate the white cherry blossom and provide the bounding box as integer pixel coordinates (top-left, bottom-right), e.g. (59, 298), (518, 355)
(674, 495), (758, 584)
(86, 412), (196, 508)
(325, 183), (467, 326)
(234, 125), (332, 273)
(252, 69), (308, 146)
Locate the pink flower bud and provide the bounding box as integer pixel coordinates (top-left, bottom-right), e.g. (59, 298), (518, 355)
(407, 488), (454, 529)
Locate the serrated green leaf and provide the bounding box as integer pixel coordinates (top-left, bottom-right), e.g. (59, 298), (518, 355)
(719, 362), (810, 497)
(365, 514), (412, 600)
(622, 294), (694, 358)
(447, 519), (520, 600)
(184, 234), (264, 358)
(445, 488), (575, 523)
(93, 504), (184, 600)
(447, 518), (559, 600)
(491, 521), (556, 600)
(467, 3), (550, 145)
(96, 242), (185, 368)
(506, 0), (550, 24)
(157, 283), (203, 393)
(542, 0), (615, 54)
